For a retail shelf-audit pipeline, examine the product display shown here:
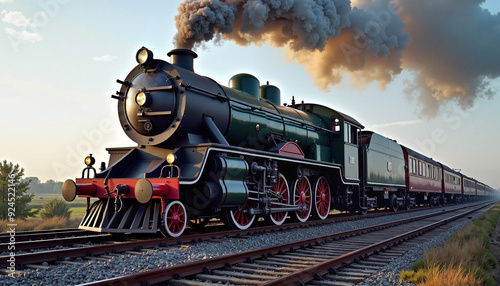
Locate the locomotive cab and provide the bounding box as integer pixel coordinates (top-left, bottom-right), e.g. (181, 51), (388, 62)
(297, 103), (364, 180)
(295, 103), (367, 213)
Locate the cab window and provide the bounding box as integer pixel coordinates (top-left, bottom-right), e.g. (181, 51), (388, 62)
(344, 123), (358, 145)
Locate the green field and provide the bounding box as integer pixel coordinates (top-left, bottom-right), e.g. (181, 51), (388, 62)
(29, 194), (96, 218)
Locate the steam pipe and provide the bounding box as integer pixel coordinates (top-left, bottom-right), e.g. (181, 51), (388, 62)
(203, 116), (229, 145)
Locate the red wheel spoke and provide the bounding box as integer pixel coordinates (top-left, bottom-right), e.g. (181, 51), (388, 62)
(162, 201), (187, 237)
(229, 202), (255, 229)
(269, 174), (289, 226)
(294, 177), (312, 222)
(313, 177), (330, 219)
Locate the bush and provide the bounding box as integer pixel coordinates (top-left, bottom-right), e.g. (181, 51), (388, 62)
(39, 198), (72, 219)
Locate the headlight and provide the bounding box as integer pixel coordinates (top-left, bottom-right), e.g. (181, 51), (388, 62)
(136, 92), (148, 106)
(84, 154), (95, 167)
(166, 153), (176, 164)
(136, 47), (153, 65)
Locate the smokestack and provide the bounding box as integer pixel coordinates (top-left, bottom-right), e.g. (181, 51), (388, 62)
(167, 49), (198, 72)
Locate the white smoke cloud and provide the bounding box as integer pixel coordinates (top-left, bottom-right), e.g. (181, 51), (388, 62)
(5, 27), (42, 42)
(94, 55), (117, 62)
(2, 10), (44, 43)
(370, 119), (423, 129)
(1, 10), (30, 27)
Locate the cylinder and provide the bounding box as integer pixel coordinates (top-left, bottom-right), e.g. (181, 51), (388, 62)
(62, 179), (96, 202)
(135, 178), (170, 204)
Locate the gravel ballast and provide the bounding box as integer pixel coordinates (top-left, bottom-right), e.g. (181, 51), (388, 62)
(0, 204), (483, 286)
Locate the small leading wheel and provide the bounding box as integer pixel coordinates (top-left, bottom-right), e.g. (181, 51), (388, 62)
(160, 200), (187, 238)
(313, 177), (331, 220)
(292, 176), (312, 222)
(265, 174), (289, 226)
(222, 202), (256, 230)
(389, 193), (398, 212)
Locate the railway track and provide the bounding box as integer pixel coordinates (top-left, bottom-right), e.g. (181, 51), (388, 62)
(0, 202), (489, 284)
(1, 204), (437, 255)
(0, 228), (89, 243)
(0, 232), (111, 253)
(0, 206), (406, 268)
(4, 205), (439, 253)
(78, 202), (491, 286)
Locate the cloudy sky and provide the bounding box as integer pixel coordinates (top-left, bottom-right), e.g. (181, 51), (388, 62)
(1, 0), (499, 190)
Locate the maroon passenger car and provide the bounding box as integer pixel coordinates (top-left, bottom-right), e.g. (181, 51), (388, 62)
(462, 174), (477, 202)
(441, 164), (462, 204)
(401, 146), (442, 206)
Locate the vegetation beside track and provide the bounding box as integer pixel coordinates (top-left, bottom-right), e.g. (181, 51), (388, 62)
(0, 194), (90, 232)
(0, 216), (82, 232)
(29, 194), (96, 218)
(400, 203), (500, 286)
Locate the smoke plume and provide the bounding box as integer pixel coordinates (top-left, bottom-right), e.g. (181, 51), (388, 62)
(174, 0), (500, 116)
(399, 0), (500, 116)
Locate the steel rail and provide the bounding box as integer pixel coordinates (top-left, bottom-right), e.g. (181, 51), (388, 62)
(0, 229), (87, 243)
(78, 202), (490, 286)
(0, 204), (406, 268)
(0, 206), (383, 269)
(262, 204), (486, 285)
(0, 233), (111, 252)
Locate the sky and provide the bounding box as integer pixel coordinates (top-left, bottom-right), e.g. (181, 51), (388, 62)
(1, 0), (499, 190)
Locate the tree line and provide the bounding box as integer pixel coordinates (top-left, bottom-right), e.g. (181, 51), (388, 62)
(24, 177), (63, 195)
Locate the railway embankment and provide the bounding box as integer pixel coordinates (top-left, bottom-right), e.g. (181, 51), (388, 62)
(399, 202), (500, 286)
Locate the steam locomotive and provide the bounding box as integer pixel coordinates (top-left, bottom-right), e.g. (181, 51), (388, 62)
(62, 47), (495, 237)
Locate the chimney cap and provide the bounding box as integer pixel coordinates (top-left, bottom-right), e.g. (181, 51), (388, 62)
(167, 49), (198, 59)
(167, 49), (198, 72)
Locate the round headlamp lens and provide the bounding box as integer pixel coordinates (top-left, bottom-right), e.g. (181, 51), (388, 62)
(85, 155), (95, 166)
(166, 153), (176, 164)
(137, 49), (148, 64)
(136, 92), (147, 106)
(136, 47), (153, 65)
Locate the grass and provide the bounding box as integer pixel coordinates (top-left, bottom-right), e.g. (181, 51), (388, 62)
(0, 216), (82, 232)
(401, 262), (482, 286)
(400, 203), (500, 286)
(69, 207), (89, 217)
(0, 194), (93, 232)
